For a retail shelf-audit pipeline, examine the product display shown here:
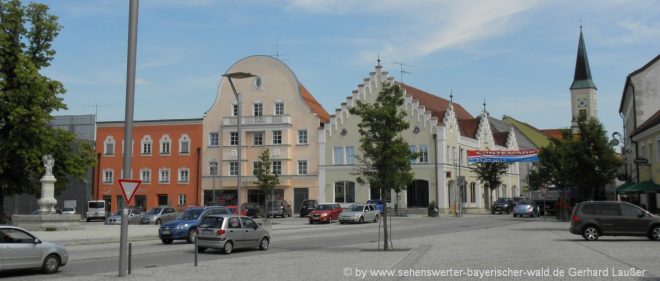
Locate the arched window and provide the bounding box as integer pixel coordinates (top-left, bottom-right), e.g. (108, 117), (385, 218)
(141, 135), (152, 155)
(104, 136), (116, 156)
(179, 134), (190, 155)
(160, 135), (171, 155)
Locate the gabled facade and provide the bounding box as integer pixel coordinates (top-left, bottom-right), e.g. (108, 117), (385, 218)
(202, 56), (329, 213)
(319, 65), (519, 213)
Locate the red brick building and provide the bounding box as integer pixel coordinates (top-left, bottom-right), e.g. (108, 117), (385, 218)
(94, 119), (202, 213)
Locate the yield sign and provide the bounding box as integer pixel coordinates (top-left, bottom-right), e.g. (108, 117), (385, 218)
(118, 179), (142, 205)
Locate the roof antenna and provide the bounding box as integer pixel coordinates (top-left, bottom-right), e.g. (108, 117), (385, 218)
(483, 98), (487, 111)
(392, 62), (411, 82)
(377, 53), (381, 67)
(449, 88), (453, 103)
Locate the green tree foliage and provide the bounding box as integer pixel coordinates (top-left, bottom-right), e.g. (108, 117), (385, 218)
(0, 0), (96, 222)
(349, 83), (416, 250)
(471, 162), (509, 210)
(254, 149), (279, 220)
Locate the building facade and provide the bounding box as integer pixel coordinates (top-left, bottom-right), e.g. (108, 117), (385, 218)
(95, 119), (203, 213)
(202, 56), (329, 213)
(319, 65), (519, 213)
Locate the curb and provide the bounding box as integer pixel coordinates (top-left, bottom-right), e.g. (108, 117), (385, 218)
(55, 235), (159, 246)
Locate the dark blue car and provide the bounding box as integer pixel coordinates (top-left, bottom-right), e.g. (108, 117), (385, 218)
(367, 199), (385, 213)
(159, 206), (231, 244)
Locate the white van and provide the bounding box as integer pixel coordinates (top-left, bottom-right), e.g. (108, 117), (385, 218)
(86, 200), (107, 222)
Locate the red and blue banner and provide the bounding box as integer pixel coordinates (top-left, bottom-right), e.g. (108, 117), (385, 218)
(467, 150), (539, 163)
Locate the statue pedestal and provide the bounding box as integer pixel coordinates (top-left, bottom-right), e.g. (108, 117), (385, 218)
(37, 174), (57, 214)
(11, 214), (81, 231)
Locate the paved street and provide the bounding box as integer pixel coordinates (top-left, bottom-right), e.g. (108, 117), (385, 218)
(3, 215), (659, 281)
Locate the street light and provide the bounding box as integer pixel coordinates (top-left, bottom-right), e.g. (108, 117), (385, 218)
(222, 72), (257, 215)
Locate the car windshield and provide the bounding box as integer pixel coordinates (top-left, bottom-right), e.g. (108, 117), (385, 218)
(176, 209), (203, 220)
(316, 204), (334, 211)
(146, 208), (163, 215)
(199, 217), (224, 228)
(497, 198), (511, 203)
(350, 205), (365, 212)
(518, 201), (532, 205)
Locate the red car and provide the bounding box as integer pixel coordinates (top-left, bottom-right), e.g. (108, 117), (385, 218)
(227, 205), (248, 216)
(308, 203), (342, 224)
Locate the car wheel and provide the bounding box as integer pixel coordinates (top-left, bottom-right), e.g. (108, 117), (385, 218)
(223, 241), (233, 254)
(186, 229), (196, 244)
(491, 210), (495, 214)
(373, 215), (379, 223)
(339, 221), (344, 224)
(583, 226), (599, 241)
(513, 214), (517, 217)
(649, 225), (660, 241)
(161, 239), (173, 244)
(259, 237), (269, 250)
(156, 219), (161, 225)
(197, 247), (206, 253)
(86, 218), (90, 222)
(359, 216), (364, 224)
(42, 254), (60, 274)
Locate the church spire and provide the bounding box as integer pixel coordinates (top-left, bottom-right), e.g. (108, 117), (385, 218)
(570, 27), (597, 90)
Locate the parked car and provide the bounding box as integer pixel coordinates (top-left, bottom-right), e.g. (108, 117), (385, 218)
(104, 209), (142, 225)
(299, 199), (318, 218)
(491, 198), (515, 214)
(267, 200), (292, 218)
(242, 202), (263, 218)
(139, 206), (178, 225)
(61, 207), (78, 215)
(86, 200), (108, 222)
(196, 214), (270, 254)
(0, 226), (69, 274)
(366, 199), (385, 213)
(570, 201), (660, 241)
(512, 200), (540, 217)
(227, 205), (250, 217)
(158, 206), (232, 244)
(308, 203), (342, 224)
(339, 204), (380, 224)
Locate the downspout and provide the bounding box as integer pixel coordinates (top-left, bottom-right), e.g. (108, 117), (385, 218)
(196, 147), (201, 206)
(631, 83), (640, 182)
(433, 133), (439, 208)
(95, 152), (102, 200)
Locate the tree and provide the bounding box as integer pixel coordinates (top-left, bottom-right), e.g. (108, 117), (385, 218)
(253, 149), (279, 221)
(471, 162), (509, 210)
(349, 83), (416, 251)
(0, 0), (96, 223)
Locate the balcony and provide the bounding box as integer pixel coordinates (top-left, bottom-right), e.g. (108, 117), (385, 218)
(223, 115), (291, 126)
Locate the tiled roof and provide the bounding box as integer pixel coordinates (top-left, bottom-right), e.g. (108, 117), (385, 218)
(299, 84), (330, 123)
(401, 84), (474, 122)
(458, 118), (480, 138)
(540, 129), (565, 140)
(493, 132), (509, 146)
(632, 109), (660, 137)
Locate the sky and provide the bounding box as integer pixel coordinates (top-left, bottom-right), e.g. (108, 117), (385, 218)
(40, 0), (660, 137)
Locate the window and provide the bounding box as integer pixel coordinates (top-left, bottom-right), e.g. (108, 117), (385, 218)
(297, 160), (308, 175)
(209, 160), (218, 176)
(103, 169), (114, 183)
(253, 103), (263, 116)
(275, 102), (284, 115)
(178, 194), (187, 206)
(297, 130), (308, 144)
(141, 169), (151, 183)
(252, 161), (260, 175)
(334, 181), (355, 203)
(470, 182), (476, 203)
(620, 204), (642, 218)
(104, 136), (115, 155)
(210, 132), (219, 147)
(179, 134), (190, 154)
(230, 132), (238, 146)
(141, 136), (152, 155)
(418, 145), (429, 163)
(232, 103), (238, 117)
(272, 161), (282, 175)
(409, 145), (417, 163)
(334, 147), (344, 164)
(253, 131), (263, 146)
(160, 135), (171, 154)
(272, 130), (282, 144)
(579, 109), (587, 118)
(229, 162), (238, 176)
(159, 169), (170, 183)
(178, 168), (189, 183)
(346, 146), (355, 164)
(648, 142), (653, 161)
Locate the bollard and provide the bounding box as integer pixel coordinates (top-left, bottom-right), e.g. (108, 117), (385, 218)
(128, 242), (132, 274)
(194, 234), (198, 266)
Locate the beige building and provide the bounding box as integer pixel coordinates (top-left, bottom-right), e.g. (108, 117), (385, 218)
(202, 56), (329, 212)
(319, 65), (520, 213)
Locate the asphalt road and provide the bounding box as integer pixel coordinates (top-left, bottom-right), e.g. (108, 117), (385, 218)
(2, 215), (520, 280)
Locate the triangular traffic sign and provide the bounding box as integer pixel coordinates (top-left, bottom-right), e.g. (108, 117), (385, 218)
(118, 179), (142, 205)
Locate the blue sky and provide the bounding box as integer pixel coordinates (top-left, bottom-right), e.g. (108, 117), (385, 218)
(42, 0), (660, 137)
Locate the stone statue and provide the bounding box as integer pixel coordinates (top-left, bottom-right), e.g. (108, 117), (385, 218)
(43, 155), (55, 176)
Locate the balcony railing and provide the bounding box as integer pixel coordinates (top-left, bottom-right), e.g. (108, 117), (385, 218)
(223, 115), (291, 126)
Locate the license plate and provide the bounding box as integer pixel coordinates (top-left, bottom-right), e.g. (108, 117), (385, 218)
(162, 230), (171, 235)
(203, 230), (213, 235)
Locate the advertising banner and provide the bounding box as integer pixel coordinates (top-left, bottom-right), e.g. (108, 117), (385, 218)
(467, 150), (539, 163)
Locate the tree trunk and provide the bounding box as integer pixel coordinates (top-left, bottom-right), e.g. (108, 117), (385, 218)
(382, 189), (389, 251)
(0, 192), (6, 224)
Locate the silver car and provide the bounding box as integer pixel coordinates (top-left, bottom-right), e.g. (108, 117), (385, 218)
(339, 204), (380, 224)
(196, 215), (270, 254)
(513, 200), (540, 218)
(0, 226), (69, 274)
(104, 209), (142, 225)
(139, 206), (178, 225)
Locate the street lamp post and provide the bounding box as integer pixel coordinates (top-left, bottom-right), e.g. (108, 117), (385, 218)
(222, 72), (257, 214)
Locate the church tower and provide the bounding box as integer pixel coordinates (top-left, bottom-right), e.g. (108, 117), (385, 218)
(570, 27), (597, 134)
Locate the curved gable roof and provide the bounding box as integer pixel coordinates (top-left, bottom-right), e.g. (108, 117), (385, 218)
(299, 83), (330, 123)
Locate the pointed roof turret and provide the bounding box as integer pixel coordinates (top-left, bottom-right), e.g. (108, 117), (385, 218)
(570, 27), (597, 90)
